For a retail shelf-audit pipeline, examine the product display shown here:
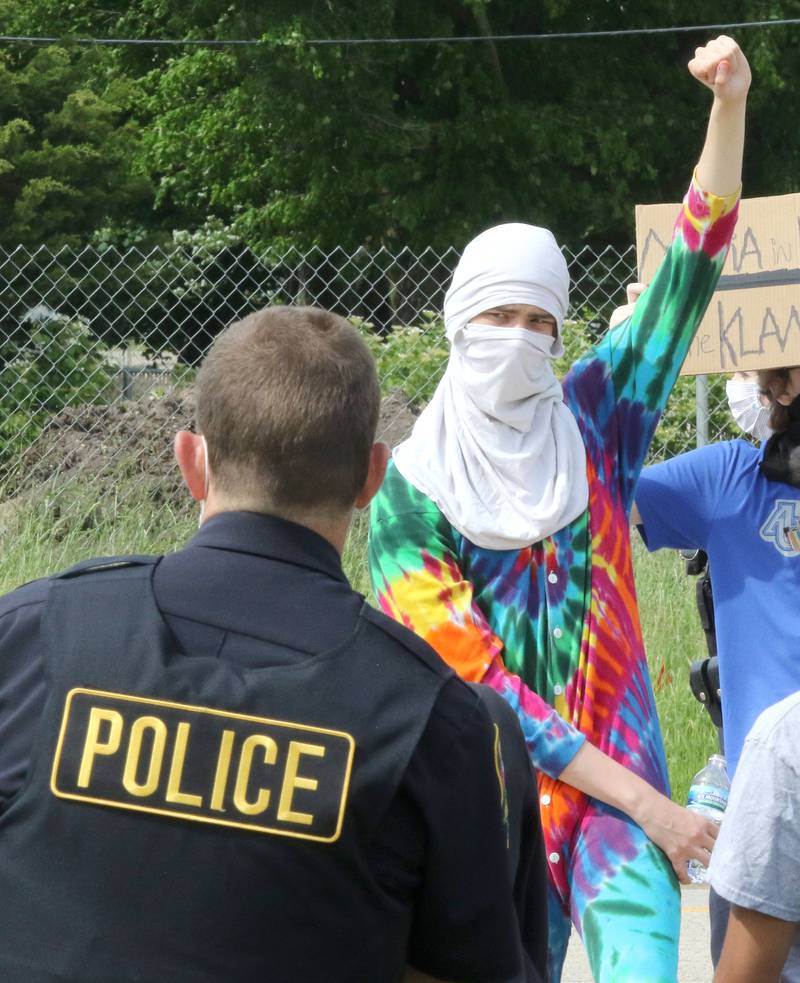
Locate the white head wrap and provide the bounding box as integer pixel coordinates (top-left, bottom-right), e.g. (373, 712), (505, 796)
(394, 223), (588, 550)
(443, 223), (569, 355)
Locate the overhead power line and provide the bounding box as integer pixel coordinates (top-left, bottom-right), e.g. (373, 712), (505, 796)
(0, 17), (799, 49)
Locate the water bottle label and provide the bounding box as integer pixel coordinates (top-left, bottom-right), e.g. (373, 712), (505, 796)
(687, 783), (728, 813)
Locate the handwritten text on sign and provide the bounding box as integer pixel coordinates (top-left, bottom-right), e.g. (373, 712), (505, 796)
(635, 193), (800, 375)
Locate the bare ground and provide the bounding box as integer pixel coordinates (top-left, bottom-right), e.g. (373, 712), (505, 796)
(1, 386), (419, 523)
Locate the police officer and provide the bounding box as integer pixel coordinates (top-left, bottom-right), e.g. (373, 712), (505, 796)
(0, 305), (546, 983)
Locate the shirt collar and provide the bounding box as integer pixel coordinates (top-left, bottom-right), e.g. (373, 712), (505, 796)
(186, 511), (348, 583)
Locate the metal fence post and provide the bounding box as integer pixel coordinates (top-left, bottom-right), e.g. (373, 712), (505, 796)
(121, 366), (133, 401)
(696, 374), (709, 447)
(296, 261), (310, 306)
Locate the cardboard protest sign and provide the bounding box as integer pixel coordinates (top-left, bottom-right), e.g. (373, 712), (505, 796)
(636, 193), (800, 375)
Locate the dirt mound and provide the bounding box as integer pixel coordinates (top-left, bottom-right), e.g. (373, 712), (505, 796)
(376, 388), (419, 449)
(6, 390), (194, 511)
(3, 387), (419, 518)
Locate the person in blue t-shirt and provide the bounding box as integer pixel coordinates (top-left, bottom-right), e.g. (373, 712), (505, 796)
(632, 362), (800, 975)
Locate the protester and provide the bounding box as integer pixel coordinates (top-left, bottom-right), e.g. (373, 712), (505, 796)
(710, 692), (800, 983)
(0, 305), (546, 983)
(635, 362), (800, 970)
(369, 35), (750, 983)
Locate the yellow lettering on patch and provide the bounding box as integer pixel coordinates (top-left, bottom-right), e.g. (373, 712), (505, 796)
(209, 729), (235, 812)
(51, 689), (355, 843)
(123, 715), (167, 797)
(77, 707), (123, 788)
(278, 742), (326, 826)
(234, 734), (277, 816)
(166, 721), (203, 808)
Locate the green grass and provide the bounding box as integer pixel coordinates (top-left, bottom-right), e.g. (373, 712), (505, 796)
(342, 511), (372, 595)
(632, 540), (719, 802)
(0, 490), (196, 593)
(1, 495), (716, 804)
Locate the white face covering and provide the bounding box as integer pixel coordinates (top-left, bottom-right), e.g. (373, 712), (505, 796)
(394, 224), (588, 550)
(455, 325), (561, 429)
(726, 378), (772, 441)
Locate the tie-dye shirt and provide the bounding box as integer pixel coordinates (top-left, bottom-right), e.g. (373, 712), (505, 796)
(369, 176), (738, 883)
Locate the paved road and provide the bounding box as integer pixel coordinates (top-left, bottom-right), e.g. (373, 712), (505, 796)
(562, 884), (712, 982)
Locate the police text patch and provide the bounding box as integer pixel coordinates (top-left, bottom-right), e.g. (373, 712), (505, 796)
(51, 689), (355, 842)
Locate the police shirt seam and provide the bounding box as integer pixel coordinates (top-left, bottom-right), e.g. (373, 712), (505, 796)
(0, 595), (47, 624)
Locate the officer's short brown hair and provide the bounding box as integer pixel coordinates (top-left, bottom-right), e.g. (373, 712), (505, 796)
(196, 306), (380, 512)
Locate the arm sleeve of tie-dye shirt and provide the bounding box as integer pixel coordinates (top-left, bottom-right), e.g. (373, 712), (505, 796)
(563, 173), (739, 511)
(369, 466), (586, 780)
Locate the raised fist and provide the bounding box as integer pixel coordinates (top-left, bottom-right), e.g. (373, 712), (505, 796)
(689, 35), (751, 104)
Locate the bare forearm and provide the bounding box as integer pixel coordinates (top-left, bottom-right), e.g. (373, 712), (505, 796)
(689, 36), (750, 197)
(559, 742), (717, 882)
(696, 97), (746, 198)
(559, 741), (652, 823)
(714, 905), (796, 983)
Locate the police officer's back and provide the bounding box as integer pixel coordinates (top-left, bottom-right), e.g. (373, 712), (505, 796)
(0, 307), (544, 982)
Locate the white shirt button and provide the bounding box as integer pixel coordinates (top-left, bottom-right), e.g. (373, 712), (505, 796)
(548, 572), (558, 584)
(553, 627), (563, 639)
(540, 794), (551, 806)
(549, 852), (560, 864)
(553, 684), (563, 696)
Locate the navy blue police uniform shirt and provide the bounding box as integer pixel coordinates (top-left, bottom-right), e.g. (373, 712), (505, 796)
(0, 510), (546, 982)
(473, 686), (549, 980)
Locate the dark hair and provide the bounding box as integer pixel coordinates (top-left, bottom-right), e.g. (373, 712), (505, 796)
(196, 306), (380, 513)
(757, 367), (799, 434)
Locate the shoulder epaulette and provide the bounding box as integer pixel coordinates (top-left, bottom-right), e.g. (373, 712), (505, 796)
(52, 555), (160, 581)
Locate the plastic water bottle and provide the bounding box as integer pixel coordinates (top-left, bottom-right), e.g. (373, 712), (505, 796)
(686, 753), (730, 884)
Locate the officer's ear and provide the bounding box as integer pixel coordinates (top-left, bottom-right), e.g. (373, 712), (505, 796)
(354, 442), (389, 510)
(174, 430), (208, 501)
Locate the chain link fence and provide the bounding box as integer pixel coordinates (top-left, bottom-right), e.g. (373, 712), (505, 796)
(0, 241), (740, 530)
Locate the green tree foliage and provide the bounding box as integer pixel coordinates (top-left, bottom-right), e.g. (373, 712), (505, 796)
(1, 1), (800, 254)
(0, 313), (113, 466)
(126, 0), (800, 250)
(359, 313), (449, 404)
(0, 43), (152, 247)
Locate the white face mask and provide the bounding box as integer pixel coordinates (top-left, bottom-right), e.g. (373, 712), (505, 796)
(468, 323), (555, 352)
(393, 318), (587, 548)
(726, 379), (772, 441)
(454, 324), (560, 428)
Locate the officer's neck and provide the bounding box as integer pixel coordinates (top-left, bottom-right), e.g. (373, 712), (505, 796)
(200, 496), (352, 556)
